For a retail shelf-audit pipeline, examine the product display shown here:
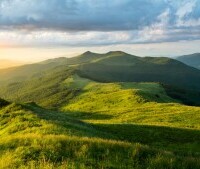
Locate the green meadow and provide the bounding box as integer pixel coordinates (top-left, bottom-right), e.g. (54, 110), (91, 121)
(0, 52), (200, 168)
(0, 74), (199, 169)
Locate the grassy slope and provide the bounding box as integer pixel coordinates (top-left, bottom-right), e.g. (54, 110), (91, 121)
(0, 75), (199, 168)
(0, 51), (103, 85)
(0, 101), (128, 168)
(0, 58), (69, 84)
(63, 75), (200, 154)
(0, 71), (199, 137)
(163, 84), (200, 106)
(2, 100), (199, 169)
(0, 52), (200, 168)
(0, 66), (77, 109)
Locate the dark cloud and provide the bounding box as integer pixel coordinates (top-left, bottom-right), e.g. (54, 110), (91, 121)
(0, 0), (200, 46)
(0, 0), (168, 31)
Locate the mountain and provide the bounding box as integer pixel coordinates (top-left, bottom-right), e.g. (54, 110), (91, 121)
(0, 52), (102, 84)
(0, 52), (200, 168)
(1, 51), (200, 105)
(78, 51), (200, 91)
(2, 51), (200, 91)
(40, 51), (103, 65)
(176, 53), (200, 70)
(0, 59), (25, 69)
(66, 51), (105, 65)
(0, 59), (68, 84)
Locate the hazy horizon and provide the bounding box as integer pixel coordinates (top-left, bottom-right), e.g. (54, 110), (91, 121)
(1, 40), (200, 63)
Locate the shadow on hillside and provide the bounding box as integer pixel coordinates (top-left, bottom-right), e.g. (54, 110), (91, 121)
(162, 84), (200, 107)
(93, 123), (200, 155)
(23, 103), (200, 154)
(64, 111), (113, 120)
(23, 103), (116, 140)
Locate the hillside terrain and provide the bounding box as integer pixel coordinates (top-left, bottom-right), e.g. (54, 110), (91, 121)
(1, 51), (200, 106)
(0, 60), (68, 85)
(176, 53), (200, 70)
(0, 52), (200, 168)
(78, 51), (200, 91)
(1, 89), (200, 168)
(1, 51), (200, 91)
(0, 51), (102, 84)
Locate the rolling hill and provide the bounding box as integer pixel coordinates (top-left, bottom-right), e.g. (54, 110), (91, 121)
(0, 51), (200, 107)
(1, 51), (200, 91)
(0, 66), (76, 109)
(77, 51), (200, 91)
(0, 52), (102, 84)
(176, 53), (200, 70)
(0, 99), (133, 168)
(1, 92), (200, 168)
(0, 51), (200, 168)
(0, 64), (200, 108)
(0, 60), (69, 84)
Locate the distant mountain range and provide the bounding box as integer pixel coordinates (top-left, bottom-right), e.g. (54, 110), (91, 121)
(0, 51), (200, 91)
(77, 51), (200, 91)
(176, 53), (200, 70)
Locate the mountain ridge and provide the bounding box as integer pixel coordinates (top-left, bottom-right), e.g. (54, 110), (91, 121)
(1, 51), (200, 91)
(176, 53), (200, 70)
(77, 52), (200, 90)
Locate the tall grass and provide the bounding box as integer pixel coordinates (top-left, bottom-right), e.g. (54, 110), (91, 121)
(0, 135), (199, 169)
(0, 75), (200, 168)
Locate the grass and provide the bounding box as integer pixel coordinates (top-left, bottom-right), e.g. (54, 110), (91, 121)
(2, 134), (199, 169)
(0, 74), (200, 168)
(62, 75), (200, 154)
(0, 66), (76, 109)
(0, 101), (200, 169)
(63, 75), (177, 112)
(63, 76), (200, 128)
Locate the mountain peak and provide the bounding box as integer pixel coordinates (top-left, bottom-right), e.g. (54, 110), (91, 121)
(81, 51), (95, 56)
(106, 51), (128, 55)
(80, 51), (131, 57)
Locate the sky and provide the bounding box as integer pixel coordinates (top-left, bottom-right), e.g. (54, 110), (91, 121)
(0, 0), (200, 62)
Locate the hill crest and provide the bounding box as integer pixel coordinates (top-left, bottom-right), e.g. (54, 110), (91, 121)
(176, 53), (200, 69)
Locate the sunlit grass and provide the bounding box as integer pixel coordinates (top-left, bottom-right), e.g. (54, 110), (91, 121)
(1, 134), (200, 169)
(0, 75), (200, 168)
(63, 76), (200, 129)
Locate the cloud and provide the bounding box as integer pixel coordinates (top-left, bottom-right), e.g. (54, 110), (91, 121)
(0, 0), (167, 31)
(175, 0), (200, 27)
(0, 0), (200, 47)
